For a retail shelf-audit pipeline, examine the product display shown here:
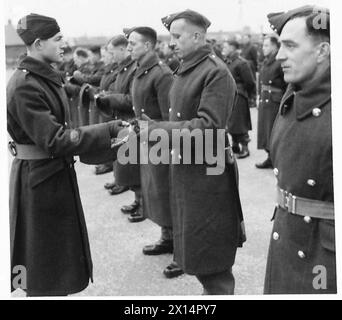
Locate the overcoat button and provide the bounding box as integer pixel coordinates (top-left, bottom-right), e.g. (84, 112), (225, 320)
(307, 179), (316, 187)
(273, 168), (279, 176)
(266, 99), (269, 103)
(144, 70), (148, 74)
(177, 112), (181, 117)
(170, 149), (174, 155)
(273, 232), (279, 240)
(124, 67), (127, 71)
(269, 80), (272, 84)
(304, 216), (312, 223)
(169, 108), (172, 112)
(298, 250), (306, 259)
(141, 109), (145, 113)
(312, 108), (321, 117)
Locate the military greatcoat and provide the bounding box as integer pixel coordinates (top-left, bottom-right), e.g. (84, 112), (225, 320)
(264, 69), (336, 294)
(132, 51), (173, 227)
(7, 56), (116, 296)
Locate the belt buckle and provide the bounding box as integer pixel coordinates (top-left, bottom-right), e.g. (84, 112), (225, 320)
(284, 190), (296, 214)
(8, 141), (17, 157)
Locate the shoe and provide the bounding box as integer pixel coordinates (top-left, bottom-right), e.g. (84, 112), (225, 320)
(143, 239), (173, 255)
(108, 185), (129, 195)
(121, 200), (140, 214)
(255, 158), (273, 169)
(237, 145), (250, 159)
(163, 262), (184, 279)
(95, 164), (113, 175)
(128, 210), (145, 223)
(104, 181), (116, 190)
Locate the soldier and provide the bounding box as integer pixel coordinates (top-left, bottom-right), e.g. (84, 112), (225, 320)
(96, 35), (138, 199)
(241, 34), (258, 74)
(124, 26), (183, 278)
(161, 42), (180, 72)
(256, 35), (286, 169)
(222, 40), (255, 159)
(7, 13), (124, 296)
(264, 6), (335, 294)
(142, 10), (245, 294)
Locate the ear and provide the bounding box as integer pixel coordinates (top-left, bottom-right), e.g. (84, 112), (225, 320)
(32, 38), (43, 50)
(317, 42), (330, 63)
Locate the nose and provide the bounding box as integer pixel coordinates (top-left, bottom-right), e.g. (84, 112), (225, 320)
(169, 37), (176, 48)
(276, 45), (286, 61)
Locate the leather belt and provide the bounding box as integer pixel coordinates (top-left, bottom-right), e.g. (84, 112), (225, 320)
(8, 141), (52, 160)
(261, 85), (283, 93)
(276, 187), (334, 220)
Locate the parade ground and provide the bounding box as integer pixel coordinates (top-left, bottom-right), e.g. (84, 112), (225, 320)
(11, 104), (276, 297)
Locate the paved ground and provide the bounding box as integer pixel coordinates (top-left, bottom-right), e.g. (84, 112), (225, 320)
(9, 64), (277, 296)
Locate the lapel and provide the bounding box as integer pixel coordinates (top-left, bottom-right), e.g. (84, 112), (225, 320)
(135, 52), (160, 78)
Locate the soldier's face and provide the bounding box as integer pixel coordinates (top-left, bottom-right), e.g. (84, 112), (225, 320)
(277, 18), (321, 87)
(127, 32), (148, 61)
(107, 43), (126, 64)
(263, 38), (276, 57)
(222, 42), (233, 57)
(169, 19), (197, 59)
(39, 32), (66, 64)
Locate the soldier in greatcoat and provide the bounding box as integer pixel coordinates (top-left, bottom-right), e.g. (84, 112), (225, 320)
(264, 6), (336, 294)
(7, 14), (124, 296)
(256, 35), (286, 169)
(142, 10), (246, 294)
(125, 26), (184, 278)
(222, 40), (255, 159)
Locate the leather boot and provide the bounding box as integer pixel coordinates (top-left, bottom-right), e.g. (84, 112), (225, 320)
(237, 144), (250, 159)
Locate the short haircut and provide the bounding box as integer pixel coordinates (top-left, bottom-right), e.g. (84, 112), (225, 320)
(290, 9), (330, 43)
(264, 35), (280, 48)
(132, 27), (157, 48)
(109, 35), (128, 48)
(227, 40), (240, 50)
(74, 48), (88, 58)
(89, 45), (101, 55)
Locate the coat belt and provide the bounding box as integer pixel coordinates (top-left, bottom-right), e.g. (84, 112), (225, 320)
(261, 84), (283, 93)
(276, 187), (334, 220)
(8, 141), (52, 160)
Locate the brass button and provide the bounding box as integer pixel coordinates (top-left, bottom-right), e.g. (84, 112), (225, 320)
(269, 80), (272, 84)
(141, 109), (145, 113)
(170, 149), (175, 155)
(144, 70), (148, 74)
(298, 250), (306, 259)
(273, 168), (279, 176)
(266, 99), (269, 103)
(124, 67), (127, 71)
(177, 112), (181, 118)
(178, 154), (182, 160)
(169, 108), (172, 112)
(273, 232), (279, 240)
(307, 179), (316, 187)
(304, 216), (312, 224)
(312, 108), (321, 117)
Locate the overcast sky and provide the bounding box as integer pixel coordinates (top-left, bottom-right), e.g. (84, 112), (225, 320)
(4, 0), (332, 38)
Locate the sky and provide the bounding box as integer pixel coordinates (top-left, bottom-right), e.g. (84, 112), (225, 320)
(3, 0), (333, 38)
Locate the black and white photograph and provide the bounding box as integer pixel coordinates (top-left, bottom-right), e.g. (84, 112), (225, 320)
(0, 0), (341, 300)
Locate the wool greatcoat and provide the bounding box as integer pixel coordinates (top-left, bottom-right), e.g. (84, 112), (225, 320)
(98, 56), (140, 187)
(132, 51), (173, 227)
(151, 45), (245, 275)
(257, 52), (286, 151)
(264, 68), (336, 294)
(7, 56), (117, 296)
(225, 51), (255, 135)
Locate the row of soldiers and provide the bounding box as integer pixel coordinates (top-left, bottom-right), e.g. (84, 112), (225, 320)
(7, 5), (335, 296)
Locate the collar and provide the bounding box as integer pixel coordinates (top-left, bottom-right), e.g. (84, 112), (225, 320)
(177, 44), (212, 75)
(280, 67), (331, 120)
(135, 51), (160, 78)
(18, 56), (63, 87)
(117, 56), (135, 73)
(264, 52), (277, 66)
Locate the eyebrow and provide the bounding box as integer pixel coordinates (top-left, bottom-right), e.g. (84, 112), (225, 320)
(280, 39), (297, 45)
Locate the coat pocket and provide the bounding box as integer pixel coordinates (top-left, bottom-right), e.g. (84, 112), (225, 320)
(28, 159), (65, 188)
(319, 219), (335, 252)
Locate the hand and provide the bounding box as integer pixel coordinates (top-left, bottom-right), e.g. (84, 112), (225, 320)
(85, 85), (97, 101)
(108, 120), (127, 138)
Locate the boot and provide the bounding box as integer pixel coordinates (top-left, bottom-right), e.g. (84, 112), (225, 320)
(232, 143), (240, 154)
(237, 144), (250, 159)
(255, 157), (273, 169)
